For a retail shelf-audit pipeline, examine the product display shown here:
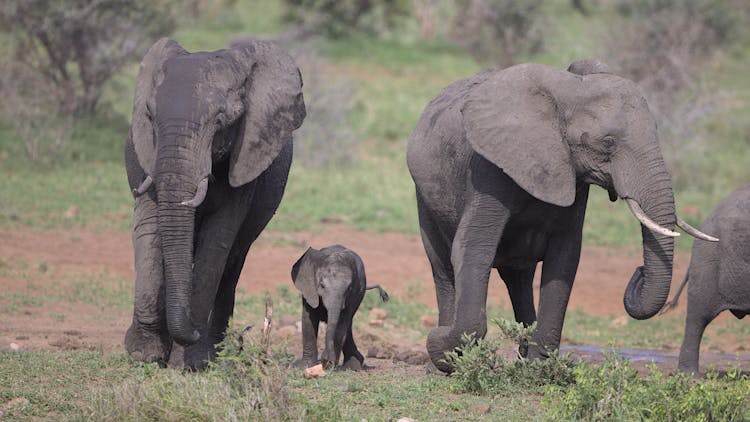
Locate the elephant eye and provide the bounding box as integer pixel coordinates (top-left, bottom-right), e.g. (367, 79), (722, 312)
(602, 135), (616, 150)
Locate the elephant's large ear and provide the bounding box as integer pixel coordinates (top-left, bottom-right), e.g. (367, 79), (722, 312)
(291, 247), (319, 308)
(461, 66), (576, 207)
(228, 41), (306, 187)
(130, 38), (187, 175)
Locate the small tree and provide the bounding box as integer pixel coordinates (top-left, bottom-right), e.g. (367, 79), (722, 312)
(282, 0), (412, 39)
(0, 0), (178, 115)
(451, 0), (544, 68)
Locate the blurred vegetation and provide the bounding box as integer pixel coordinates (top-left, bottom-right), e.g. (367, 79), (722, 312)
(0, 0), (747, 250)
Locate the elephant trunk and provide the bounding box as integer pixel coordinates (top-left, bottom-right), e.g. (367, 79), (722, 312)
(323, 305), (342, 367)
(156, 132), (203, 346)
(619, 151), (676, 320)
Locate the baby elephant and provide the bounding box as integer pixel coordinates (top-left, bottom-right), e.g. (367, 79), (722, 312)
(662, 185), (746, 375)
(291, 245), (389, 370)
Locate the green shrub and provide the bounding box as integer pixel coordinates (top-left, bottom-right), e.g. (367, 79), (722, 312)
(543, 351), (750, 421)
(444, 319), (576, 395)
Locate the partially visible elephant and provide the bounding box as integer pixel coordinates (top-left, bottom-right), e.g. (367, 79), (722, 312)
(406, 59), (717, 372)
(291, 245), (389, 370)
(123, 38), (305, 369)
(661, 185), (749, 375)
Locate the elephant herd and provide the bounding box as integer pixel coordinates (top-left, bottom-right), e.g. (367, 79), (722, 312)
(122, 38), (746, 376)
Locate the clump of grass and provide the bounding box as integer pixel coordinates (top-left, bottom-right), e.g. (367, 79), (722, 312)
(444, 319), (575, 396)
(89, 325), (294, 421)
(542, 351), (750, 421)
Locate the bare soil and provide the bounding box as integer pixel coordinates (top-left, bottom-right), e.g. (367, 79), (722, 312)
(1, 225), (747, 373)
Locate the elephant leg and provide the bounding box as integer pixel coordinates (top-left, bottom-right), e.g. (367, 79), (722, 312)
(295, 301), (320, 368)
(417, 193), (456, 326)
(125, 194), (170, 364)
(498, 266), (537, 326)
(677, 301), (714, 376)
(427, 177), (510, 372)
(498, 266), (537, 358)
(341, 323), (364, 371)
(527, 234), (583, 360)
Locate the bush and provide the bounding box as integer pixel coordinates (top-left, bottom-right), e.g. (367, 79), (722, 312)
(543, 351), (750, 421)
(450, 0), (544, 67)
(444, 319), (576, 395)
(282, 0), (412, 39)
(89, 324), (294, 420)
(0, 0), (178, 115)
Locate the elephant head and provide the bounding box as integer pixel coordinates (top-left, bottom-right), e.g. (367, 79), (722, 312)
(127, 38), (305, 345)
(292, 246), (361, 365)
(461, 61), (715, 320)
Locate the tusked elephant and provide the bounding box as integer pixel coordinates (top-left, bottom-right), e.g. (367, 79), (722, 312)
(291, 245), (389, 370)
(406, 59), (717, 372)
(661, 185), (749, 375)
(123, 38), (305, 369)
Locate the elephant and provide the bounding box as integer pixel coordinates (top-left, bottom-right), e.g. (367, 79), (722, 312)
(123, 37), (306, 369)
(406, 59), (717, 372)
(291, 245), (389, 370)
(661, 185), (749, 375)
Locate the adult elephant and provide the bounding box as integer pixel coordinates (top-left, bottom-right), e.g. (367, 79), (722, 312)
(123, 38), (305, 369)
(406, 60), (716, 372)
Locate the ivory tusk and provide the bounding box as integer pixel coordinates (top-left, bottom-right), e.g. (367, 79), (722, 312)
(625, 198), (680, 237)
(180, 177), (209, 208)
(676, 216), (719, 242)
(132, 175), (153, 197)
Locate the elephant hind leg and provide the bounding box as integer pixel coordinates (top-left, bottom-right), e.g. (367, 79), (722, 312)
(416, 195), (456, 326)
(678, 309), (714, 376)
(498, 266), (537, 326)
(341, 324), (364, 371)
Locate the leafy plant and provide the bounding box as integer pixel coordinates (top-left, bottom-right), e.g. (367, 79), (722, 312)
(543, 351), (750, 421)
(444, 319), (575, 395)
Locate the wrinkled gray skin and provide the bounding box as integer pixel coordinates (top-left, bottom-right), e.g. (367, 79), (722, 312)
(291, 245), (389, 370)
(663, 185), (750, 375)
(407, 60), (681, 372)
(123, 38), (305, 370)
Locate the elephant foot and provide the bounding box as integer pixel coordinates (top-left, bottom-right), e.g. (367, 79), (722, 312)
(341, 356), (364, 371)
(525, 339), (554, 360)
(426, 326), (460, 373)
(168, 341), (216, 370)
(124, 322), (170, 366)
(293, 357), (318, 369)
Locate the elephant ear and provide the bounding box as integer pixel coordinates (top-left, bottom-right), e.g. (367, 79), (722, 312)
(228, 41), (306, 187)
(461, 66), (576, 207)
(130, 38), (187, 176)
(291, 247), (320, 308)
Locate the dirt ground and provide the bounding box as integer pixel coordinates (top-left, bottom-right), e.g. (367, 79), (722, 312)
(1, 225), (747, 373)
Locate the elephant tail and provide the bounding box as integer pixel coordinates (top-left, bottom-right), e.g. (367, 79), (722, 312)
(365, 284), (390, 302)
(659, 274), (689, 315)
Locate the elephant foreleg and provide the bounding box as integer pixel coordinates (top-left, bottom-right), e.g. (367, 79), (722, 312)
(125, 194), (170, 364)
(295, 302), (320, 368)
(427, 176), (510, 372)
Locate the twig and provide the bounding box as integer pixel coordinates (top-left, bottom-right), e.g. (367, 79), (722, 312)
(262, 295), (273, 353)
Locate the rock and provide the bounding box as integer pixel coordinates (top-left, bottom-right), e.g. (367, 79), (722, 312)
(397, 418), (416, 422)
(468, 403), (492, 415)
(9, 343), (21, 351)
(369, 319), (384, 327)
(295, 321), (302, 333)
(395, 348), (429, 365)
(64, 206), (79, 219)
(368, 344), (397, 359)
(420, 315), (437, 328)
(369, 308), (387, 320)
(304, 363), (327, 379)
(367, 346), (380, 358)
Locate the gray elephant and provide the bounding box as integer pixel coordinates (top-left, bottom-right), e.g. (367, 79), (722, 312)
(406, 59), (716, 372)
(123, 38), (305, 369)
(661, 185), (748, 375)
(291, 245), (389, 370)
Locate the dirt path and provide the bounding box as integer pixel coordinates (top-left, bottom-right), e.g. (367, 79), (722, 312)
(0, 225), (745, 373)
